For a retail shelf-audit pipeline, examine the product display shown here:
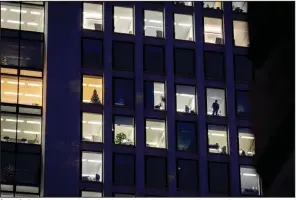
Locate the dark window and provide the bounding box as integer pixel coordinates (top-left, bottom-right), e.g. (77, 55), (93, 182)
(177, 121), (197, 152)
(144, 45), (164, 74)
(15, 154), (40, 185)
(20, 40), (43, 69)
(82, 38), (103, 69)
(113, 78), (134, 109)
(204, 52), (224, 81)
(113, 154), (135, 186)
(1, 38), (19, 67)
(177, 159), (198, 191)
(113, 41), (134, 71)
(145, 81), (166, 111)
(236, 91), (251, 118)
(234, 55), (253, 82)
(1, 153), (15, 183)
(145, 156), (167, 189)
(174, 48), (195, 77)
(208, 162), (229, 194)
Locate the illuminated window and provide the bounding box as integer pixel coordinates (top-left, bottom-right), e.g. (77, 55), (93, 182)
(82, 113), (102, 143)
(174, 1), (193, 6)
(233, 20), (249, 47)
(145, 82), (165, 111)
(174, 14), (194, 41)
(81, 191), (102, 197)
(176, 85), (196, 113)
(113, 6), (134, 34)
(113, 116), (134, 146)
(144, 10), (164, 38)
(145, 119), (166, 149)
(83, 3), (103, 31)
(206, 88), (226, 117)
(208, 125), (229, 154)
(203, 1), (222, 10)
(1, 74), (42, 106)
(82, 75), (103, 104)
(81, 152), (103, 182)
(204, 17), (223, 44)
(238, 128), (255, 157)
(240, 166), (261, 196)
(1, 2), (44, 32)
(232, 2), (247, 13)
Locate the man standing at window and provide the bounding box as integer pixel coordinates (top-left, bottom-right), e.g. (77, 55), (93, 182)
(212, 100), (219, 116)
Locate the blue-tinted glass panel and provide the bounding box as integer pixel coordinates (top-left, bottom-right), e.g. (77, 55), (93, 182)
(208, 162), (229, 194)
(144, 45), (164, 74)
(177, 159), (198, 191)
(204, 52), (224, 81)
(1, 39), (19, 67)
(113, 154), (135, 186)
(236, 91), (251, 118)
(113, 41), (134, 71)
(177, 122), (197, 152)
(234, 55), (253, 82)
(15, 154), (40, 185)
(175, 48), (195, 77)
(145, 156), (167, 189)
(113, 78), (134, 109)
(82, 38), (103, 69)
(20, 40), (43, 69)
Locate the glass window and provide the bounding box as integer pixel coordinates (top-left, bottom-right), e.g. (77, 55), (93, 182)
(81, 152), (103, 183)
(203, 1), (223, 10)
(145, 156), (167, 189)
(174, 48), (195, 77)
(208, 162), (229, 194)
(208, 125), (228, 155)
(82, 113), (102, 143)
(15, 193), (39, 197)
(176, 85), (196, 113)
(232, 2), (247, 13)
(82, 38), (103, 69)
(113, 154), (135, 186)
(15, 185), (38, 194)
(177, 159), (198, 191)
(233, 21), (249, 47)
(145, 119), (166, 149)
(18, 77), (42, 106)
(234, 55), (253, 82)
(238, 128), (255, 157)
(1, 75), (18, 104)
(15, 154), (40, 185)
(113, 116), (134, 146)
(113, 6), (134, 34)
(145, 82), (165, 111)
(1, 2), (44, 32)
(204, 52), (224, 81)
(1, 39), (19, 68)
(204, 17), (223, 44)
(83, 3), (103, 31)
(20, 40), (43, 69)
(113, 78), (134, 109)
(236, 91), (251, 118)
(174, 1), (193, 6)
(174, 14), (194, 41)
(17, 115), (41, 144)
(1, 152), (15, 183)
(144, 10), (164, 38)
(206, 88), (226, 117)
(81, 191), (102, 197)
(177, 121), (197, 152)
(113, 41), (134, 71)
(144, 45), (165, 74)
(82, 75), (103, 104)
(240, 166), (261, 196)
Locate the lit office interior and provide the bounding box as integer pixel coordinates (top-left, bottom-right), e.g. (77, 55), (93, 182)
(176, 85), (196, 113)
(208, 124), (229, 154)
(82, 75), (103, 104)
(238, 128), (255, 157)
(145, 119), (166, 149)
(113, 6), (134, 34)
(240, 166), (261, 196)
(82, 113), (103, 143)
(204, 17), (223, 44)
(144, 10), (164, 38)
(81, 152), (103, 183)
(206, 88), (226, 116)
(174, 13), (194, 41)
(113, 116), (135, 146)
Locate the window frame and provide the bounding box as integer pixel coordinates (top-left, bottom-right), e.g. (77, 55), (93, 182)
(239, 165), (262, 196)
(175, 84), (197, 114)
(176, 158), (199, 191)
(112, 5), (135, 35)
(235, 90), (250, 119)
(206, 123), (229, 155)
(112, 77), (135, 109)
(112, 114), (135, 146)
(81, 74), (104, 105)
(237, 126), (255, 157)
(143, 44), (165, 75)
(80, 111), (103, 144)
(203, 16), (224, 45)
(175, 120), (197, 153)
(112, 153), (136, 186)
(144, 117), (167, 149)
(143, 80), (166, 111)
(82, 2), (104, 31)
(174, 47), (196, 78)
(80, 151), (104, 183)
(207, 161), (230, 195)
(81, 37), (104, 69)
(203, 51), (225, 81)
(0, 184), (40, 197)
(112, 40), (135, 71)
(173, 12), (195, 42)
(143, 9), (165, 38)
(205, 87), (227, 117)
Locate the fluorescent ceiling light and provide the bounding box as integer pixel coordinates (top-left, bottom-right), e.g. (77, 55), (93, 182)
(144, 25), (162, 29)
(204, 25), (221, 33)
(27, 22), (38, 26)
(177, 93), (194, 97)
(82, 174), (95, 177)
(25, 94), (41, 97)
(242, 173), (256, 177)
(148, 19), (162, 23)
(87, 159), (101, 163)
(83, 12), (101, 18)
(119, 16), (132, 20)
(28, 83), (41, 87)
(3, 129), (21, 133)
(6, 119), (24, 123)
(88, 84), (101, 88)
(150, 127), (164, 131)
(153, 91), (164, 94)
(7, 81), (24, 85)
(10, 9), (27, 13)
(7, 20), (24, 24)
(4, 92), (20, 95)
(241, 136), (254, 139)
(83, 100), (91, 102)
(178, 23), (191, 27)
(88, 121), (102, 125)
(211, 133), (225, 137)
(27, 121), (41, 124)
(30, 11), (41, 15)
(1, 7), (7, 11)
(24, 131), (40, 134)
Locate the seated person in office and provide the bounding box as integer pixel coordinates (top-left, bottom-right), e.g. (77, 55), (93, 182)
(212, 100), (219, 115)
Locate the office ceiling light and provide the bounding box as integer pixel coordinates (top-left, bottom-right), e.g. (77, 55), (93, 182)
(242, 173), (256, 177)
(4, 92), (21, 95)
(1, 7), (7, 11)
(7, 20), (24, 24)
(10, 8), (27, 13)
(119, 16), (132, 20)
(87, 121), (101, 125)
(6, 119), (24, 123)
(24, 94), (41, 98)
(27, 22), (38, 26)
(23, 131), (40, 134)
(7, 81), (25, 85)
(28, 83), (41, 87)
(211, 133), (225, 137)
(150, 127), (164, 131)
(177, 93), (194, 97)
(3, 129), (21, 133)
(148, 19), (162, 23)
(153, 91), (164, 94)
(87, 159), (101, 163)
(88, 84), (101, 88)
(83, 12), (102, 19)
(27, 121), (41, 124)
(241, 136), (254, 139)
(178, 23), (191, 27)
(144, 25), (162, 29)
(30, 11), (41, 15)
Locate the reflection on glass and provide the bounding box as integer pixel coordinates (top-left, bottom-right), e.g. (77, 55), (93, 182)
(81, 152), (103, 182)
(204, 17), (223, 44)
(82, 76), (103, 104)
(176, 85), (196, 113)
(206, 88), (226, 117)
(177, 122), (196, 152)
(113, 116), (134, 146)
(240, 166), (261, 196)
(238, 128), (255, 156)
(236, 91), (251, 118)
(83, 3), (103, 31)
(208, 125), (228, 154)
(113, 6), (134, 34)
(145, 119), (166, 149)
(82, 113), (102, 143)
(144, 10), (164, 38)
(174, 14), (194, 41)
(113, 78), (134, 109)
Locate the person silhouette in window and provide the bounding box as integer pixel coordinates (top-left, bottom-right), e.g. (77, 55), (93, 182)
(212, 100), (220, 116)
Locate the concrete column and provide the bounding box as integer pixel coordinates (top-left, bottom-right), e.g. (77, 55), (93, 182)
(42, 2), (81, 197)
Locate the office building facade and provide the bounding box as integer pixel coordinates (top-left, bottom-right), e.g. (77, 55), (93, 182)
(0, 1), (259, 197)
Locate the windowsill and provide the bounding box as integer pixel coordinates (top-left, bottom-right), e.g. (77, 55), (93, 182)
(114, 143), (135, 148)
(145, 146), (167, 151)
(176, 111), (196, 115)
(82, 102), (103, 106)
(208, 152), (229, 156)
(203, 7), (223, 12)
(204, 42), (225, 46)
(207, 115), (227, 119)
(1, 102), (42, 109)
(113, 32), (135, 36)
(144, 35), (165, 40)
(81, 140), (103, 144)
(82, 28), (103, 32)
(1, 141), (41, 146)
(174, 38), (195, 43)
(80, 180), (103, 184)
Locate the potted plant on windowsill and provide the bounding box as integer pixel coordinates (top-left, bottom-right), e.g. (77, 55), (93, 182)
(115, 132), (127, 145)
